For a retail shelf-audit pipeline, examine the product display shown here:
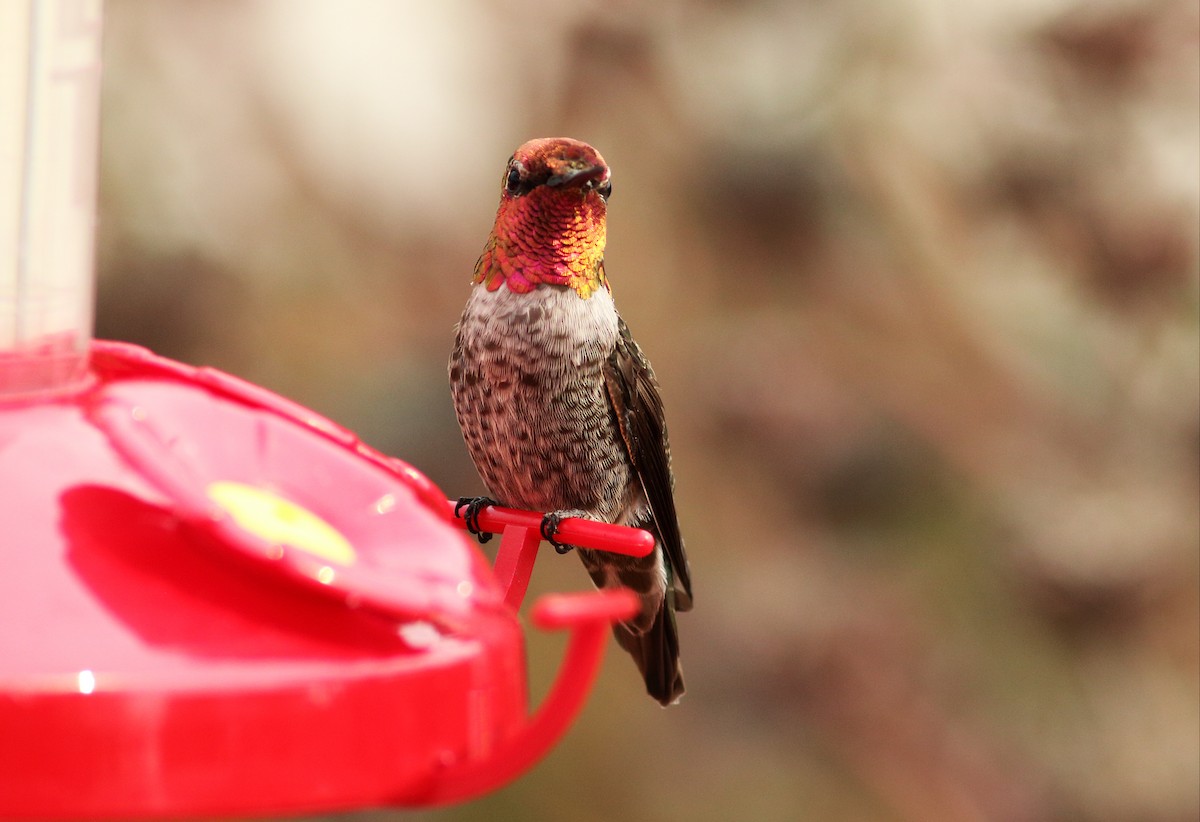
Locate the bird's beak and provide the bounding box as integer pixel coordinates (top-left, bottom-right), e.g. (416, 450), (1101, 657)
(546, 164), (608, 189)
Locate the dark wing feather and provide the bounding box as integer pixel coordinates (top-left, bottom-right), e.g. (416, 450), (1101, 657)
(603, 316), (693, 610)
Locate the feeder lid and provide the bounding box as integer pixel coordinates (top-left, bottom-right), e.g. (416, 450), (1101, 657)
(84, 341), (505, 626)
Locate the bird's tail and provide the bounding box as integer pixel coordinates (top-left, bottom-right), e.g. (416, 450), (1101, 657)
(613, 592), (684, 706)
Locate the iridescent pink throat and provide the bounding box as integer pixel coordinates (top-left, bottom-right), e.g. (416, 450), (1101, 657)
(473, 189), (609, 300)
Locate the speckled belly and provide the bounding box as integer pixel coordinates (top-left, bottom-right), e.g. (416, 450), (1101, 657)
(449, 284), (634, 520)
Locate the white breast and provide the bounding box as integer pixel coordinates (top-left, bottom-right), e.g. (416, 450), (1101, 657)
(459, 283), (621, 361)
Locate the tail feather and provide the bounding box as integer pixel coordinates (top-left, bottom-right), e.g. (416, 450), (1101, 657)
(578, 544), (685, 706)
(614, 596), (684, 706)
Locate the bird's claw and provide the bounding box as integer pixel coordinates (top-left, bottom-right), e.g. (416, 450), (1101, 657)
(540, 512), (575, 554)
(455, 496), (497, 544)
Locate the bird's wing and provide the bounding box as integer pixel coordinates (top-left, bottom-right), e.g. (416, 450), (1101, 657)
(603, 314), (693, 610)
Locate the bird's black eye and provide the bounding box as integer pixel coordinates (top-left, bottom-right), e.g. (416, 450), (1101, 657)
(596, 179), (612, 200)
(505, 162), (525, 195)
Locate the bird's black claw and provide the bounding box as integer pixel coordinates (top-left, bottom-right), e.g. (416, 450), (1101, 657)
(540, 512), (574, 554)
(455, 496), (497, 544)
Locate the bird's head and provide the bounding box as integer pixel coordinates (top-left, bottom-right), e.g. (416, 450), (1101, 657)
(474, 138), (611, 299)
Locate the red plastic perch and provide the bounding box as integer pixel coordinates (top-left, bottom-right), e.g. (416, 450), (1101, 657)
(445, 499), (655, 610)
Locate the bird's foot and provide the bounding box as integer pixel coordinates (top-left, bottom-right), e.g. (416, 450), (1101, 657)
(455, 496), (498, 544)
(540, 509), (588, 554)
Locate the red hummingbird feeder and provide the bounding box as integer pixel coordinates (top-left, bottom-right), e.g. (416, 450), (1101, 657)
(0, 3), (649, 818)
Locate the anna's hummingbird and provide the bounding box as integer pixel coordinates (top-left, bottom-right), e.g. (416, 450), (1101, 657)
(449, 137), (692, 705)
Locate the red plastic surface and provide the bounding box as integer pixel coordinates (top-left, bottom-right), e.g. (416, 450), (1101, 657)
(0, 341), (641, 818)
(426, 588), (638, 805)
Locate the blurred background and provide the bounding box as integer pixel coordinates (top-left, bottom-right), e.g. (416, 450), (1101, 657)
(96, 1), (1198, 820)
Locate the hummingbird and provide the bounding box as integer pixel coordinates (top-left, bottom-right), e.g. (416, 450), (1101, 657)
(449, 137), (692, 705)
